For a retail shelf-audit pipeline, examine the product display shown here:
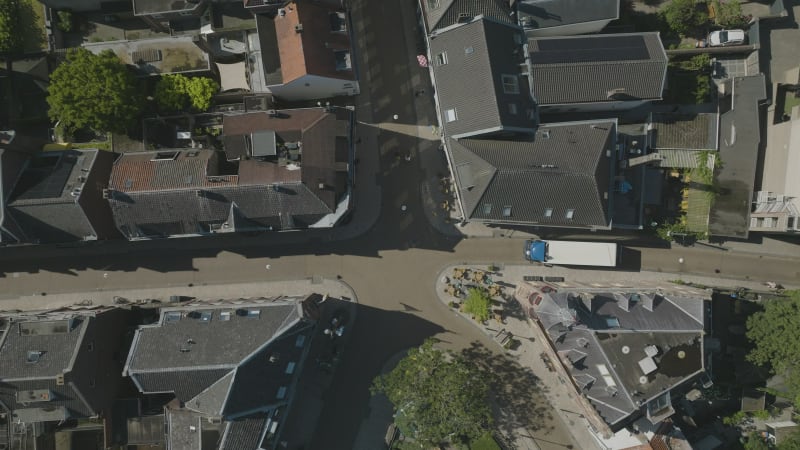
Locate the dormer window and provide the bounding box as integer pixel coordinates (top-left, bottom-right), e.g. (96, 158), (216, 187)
(330, 11), (347, 33)
(445, 108), (457, 122)
(502, 74), (519, 94)
(502, 206), (512, 217)
(566, 209), (575, 220)
(436, 51), (448, 65)
(334, 50), (352, 71)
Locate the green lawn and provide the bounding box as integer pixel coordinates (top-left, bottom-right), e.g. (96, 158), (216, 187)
(685, 168), (712, 234)
(470, 433), (501, 450)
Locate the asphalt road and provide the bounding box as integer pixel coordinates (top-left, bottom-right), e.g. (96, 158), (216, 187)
(1, 1), (799, 449)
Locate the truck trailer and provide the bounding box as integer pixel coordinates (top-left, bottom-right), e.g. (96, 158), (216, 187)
(524, 239), (618, 267)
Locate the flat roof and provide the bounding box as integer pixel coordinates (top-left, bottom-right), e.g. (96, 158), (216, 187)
(83, 36), (210, 76)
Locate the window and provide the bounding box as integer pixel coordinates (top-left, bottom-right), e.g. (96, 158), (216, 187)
(276, 386), (287, 400)
(565, 209), (575, 220)
(330, 11), (347, 32)
(334, 50), (351, 71)
(464, 46), (474, 55)
(220, 311), (231, 321)
(427, 0), (440, 9)
(285, 362), (296, 374)
(87, 342), (94, 352)
(436, 51), (448, 65)
(502, 206), (512, 217)
(445, 108), (457, 122)
(514, 33), (523, 45)
(544, 208), (553, 218)
(295, 335), (306, 348)
(483, 204), (492, 215)
(502, 74), (519, 94)
(246, 309), (260, 318)
(508, 103), (517, 115)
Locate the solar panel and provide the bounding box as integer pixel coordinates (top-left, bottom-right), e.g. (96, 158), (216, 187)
(532, 35), (650, 64)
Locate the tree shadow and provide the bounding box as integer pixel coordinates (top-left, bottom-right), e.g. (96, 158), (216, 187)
(459, 342), (556, 439)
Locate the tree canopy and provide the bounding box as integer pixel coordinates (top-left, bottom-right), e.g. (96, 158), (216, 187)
(154, 74), (219, 112)
(47, 48), (143, 134)
(371, 339), (493, 446)
(0, 0), (23, 54)
(746, 291), (800, 407)
(464, 288), (491, 323)
(661, 0), (707, 36)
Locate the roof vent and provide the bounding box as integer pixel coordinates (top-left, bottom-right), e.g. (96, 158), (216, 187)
(540, 129), (550, 139)
(278, 8), (286, 16)
(639, 375), (648, 384)
(269, 353), (280, 363)
(621, 345), (630, 354)
(457, 13), (471, 23)
(267, 109), (278, 117)
(606, 88), (626, 99)
(295, 23), (303, 32)
(318, 182), (325, 190)
(56, 374), (65, 386)
(26, 351), (43, 363)
(102, 189), (112, 199)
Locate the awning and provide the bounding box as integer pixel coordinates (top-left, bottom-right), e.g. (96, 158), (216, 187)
(216, 61), (249, 92)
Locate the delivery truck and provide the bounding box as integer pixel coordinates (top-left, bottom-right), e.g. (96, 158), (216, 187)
(524, 239), (618, 267)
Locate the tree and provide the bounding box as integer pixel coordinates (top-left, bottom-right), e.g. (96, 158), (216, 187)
(661, 0), (708, 36)
(47, 48), (143, 134)
(0, 0), (23, 54)
(154, 74), (218, 112)
(744, 431), (771, 450)
(713, 0), (749, 28)
(464, 288), (491, 323)
(371, 340), (493, 447)
(746, 291), (800, 407)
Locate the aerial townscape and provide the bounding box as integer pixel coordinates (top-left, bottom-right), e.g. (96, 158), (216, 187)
(1, 0), (800, 449)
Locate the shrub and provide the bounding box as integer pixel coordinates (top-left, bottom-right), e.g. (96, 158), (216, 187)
(463, 288), (491, 323)
(713, 0), (750, 28)
(57, 10), (72, 32)
(662, 0), (708, 35)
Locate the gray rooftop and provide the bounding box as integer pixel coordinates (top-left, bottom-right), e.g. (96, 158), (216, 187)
(126, 302), (301, 374)
(430, 17), (537, 139)
(528, 32), (667, 105)
(0, 317), (87, 380)
(248, 15), (283, 92)
(8, 150), (98, 206)
(651, 113), (719, 151)
(422, 0), (515, 33)
(449, 121), (615, 228)
(518, 0), (619, 31)
(529, 289), (706, 426)
(710, 75), (766, 238)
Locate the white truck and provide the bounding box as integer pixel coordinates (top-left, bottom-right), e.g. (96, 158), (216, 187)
(524, 239), (618, 267)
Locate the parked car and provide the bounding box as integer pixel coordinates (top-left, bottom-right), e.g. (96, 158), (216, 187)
(708, 29), (746, 47)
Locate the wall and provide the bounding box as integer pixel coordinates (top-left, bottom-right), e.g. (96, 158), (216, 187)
(41, 0), (103, 12)
(540, 100), (648, 115)
(268, 74), (359, 102)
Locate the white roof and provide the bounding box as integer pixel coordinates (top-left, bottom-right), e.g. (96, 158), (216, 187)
(546, 241), (617, 266)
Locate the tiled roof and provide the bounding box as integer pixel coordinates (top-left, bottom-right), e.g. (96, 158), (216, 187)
(219, 415), (269, 450)
(651, 113), (718, 150)
(529, 32), (667, 105)
(134, 369), (234, 402)
(518, 0), (619, 31)
(0, 317), (87, 380)
(529, 289), (706, 426)
(431, 18), (537, 139)
(422, 0), (515, 32)
(109, 150), (237, 192)
(275, 0), (354, 84)
(449, 121), (615, 228)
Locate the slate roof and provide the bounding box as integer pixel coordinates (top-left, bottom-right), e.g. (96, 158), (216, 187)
(710, 75), (766, 238)
(421, 0), (515, 33)
(527, 288), (706, 426)
(528, 32), (668, 105)
(518, 0), (619, 32)
(108, 109), (353, 238)
(651, 113), (719, 151)
(449, 120), (615, 228)
(125, 297), (317, 450)
(0, 318), (86, 380)
(430, 17), (536, 139)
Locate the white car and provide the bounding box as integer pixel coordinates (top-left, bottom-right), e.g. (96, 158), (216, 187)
(708, 29), (746, 47)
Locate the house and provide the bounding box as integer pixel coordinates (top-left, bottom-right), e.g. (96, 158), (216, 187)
(1, 149), (118, 244)
(448, 120), (616, 230)
(0, 307), (130, 449)
(517, 0), (620, 37)
(528, 32), (668, 113)
(107, 107), (354, 239)
(122, 295), (320, 450)
(517, 283), (708, 432)
(711, 74), (767, 238)
(418, 0), (515, 35)
(246, 0), (359, 100)
(429, 16), (536, 140)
